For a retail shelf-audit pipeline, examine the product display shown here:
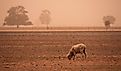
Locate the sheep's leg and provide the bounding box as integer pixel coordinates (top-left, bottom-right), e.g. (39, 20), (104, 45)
(83, 49), (87, 59)
(72, 55), (75, 60)
(72, 52), (76, 60)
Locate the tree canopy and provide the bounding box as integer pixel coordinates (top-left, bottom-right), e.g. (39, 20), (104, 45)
(3, 5), (32, 28)
(40, 9), (51, 29)
(103, 16), (116, 30)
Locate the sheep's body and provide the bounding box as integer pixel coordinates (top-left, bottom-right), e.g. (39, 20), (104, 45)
(67, 43), (87, 60)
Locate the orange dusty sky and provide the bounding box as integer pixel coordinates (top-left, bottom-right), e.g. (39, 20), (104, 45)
(0, 0), (121, 27)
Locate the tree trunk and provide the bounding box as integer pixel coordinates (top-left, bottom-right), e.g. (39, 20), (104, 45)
(106, 27), (108, 31)
(47, 24), (49, 30)
(17, 25), (19, 28)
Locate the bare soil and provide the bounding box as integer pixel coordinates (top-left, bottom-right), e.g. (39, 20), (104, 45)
(0, 31), (121, 71)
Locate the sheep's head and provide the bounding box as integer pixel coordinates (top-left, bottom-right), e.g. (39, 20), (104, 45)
(67, 51), (74, 60)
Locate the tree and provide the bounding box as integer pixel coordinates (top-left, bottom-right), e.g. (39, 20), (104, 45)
(3, 6), (32, 28)
(103, 16), (116, 31)
(40, 9), (51, 29)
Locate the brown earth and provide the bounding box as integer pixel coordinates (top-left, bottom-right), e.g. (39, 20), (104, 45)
(0, 31), (121, 71)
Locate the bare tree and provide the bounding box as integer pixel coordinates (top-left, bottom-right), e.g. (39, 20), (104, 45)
(3, 6), (32, 28)
(40, 9), (51, 29)
(103, 16), (116, 31)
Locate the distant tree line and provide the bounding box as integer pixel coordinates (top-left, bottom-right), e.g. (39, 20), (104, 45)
(3, 5), (116, 31)
(3, 5), (51, 29)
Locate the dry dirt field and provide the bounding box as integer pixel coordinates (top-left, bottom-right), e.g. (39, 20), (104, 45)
(0, 31), (121, 71)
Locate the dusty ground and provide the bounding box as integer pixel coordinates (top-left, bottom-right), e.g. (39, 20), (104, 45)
(0, 31), (121, 71)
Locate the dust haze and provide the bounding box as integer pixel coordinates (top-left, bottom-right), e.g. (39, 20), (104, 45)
(0, 0), (121, 27)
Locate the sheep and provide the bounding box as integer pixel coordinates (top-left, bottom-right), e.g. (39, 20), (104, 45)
(67, 43), (87, 60)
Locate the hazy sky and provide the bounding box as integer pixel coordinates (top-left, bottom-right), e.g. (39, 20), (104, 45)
(0, 0), (121, 27)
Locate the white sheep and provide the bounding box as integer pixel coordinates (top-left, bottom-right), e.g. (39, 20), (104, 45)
(67, 43), (87, 60)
